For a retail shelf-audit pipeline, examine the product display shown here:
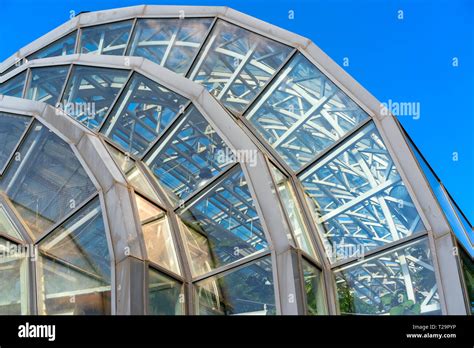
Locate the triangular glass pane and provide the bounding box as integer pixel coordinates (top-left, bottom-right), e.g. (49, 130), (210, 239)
(0, 112), (30, 173)
(0, 205), (23, 241)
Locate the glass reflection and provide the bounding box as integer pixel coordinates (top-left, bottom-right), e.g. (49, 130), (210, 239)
(0, 205), (23, 241)
(148, 268), (185, 315)
(335, 238), (441, 315)
(27, 31), (77, 60)
(101, 73), (187, 156)
(0, 71), (26, 97)
(61, 66), (129, 130)
(246, 53), (368, 170)
(180, 167), (267, 276)
(0, 237), (28, 314)
(26, 66), (69, 105)
(135, 195), (180, 275)
(300, 122), (425, 262)
(195, 257), (275, 315)
(0, 112), (30, 173)
(302, 259), (326, 315)
(0, 121), (97, 238)
(129, 18), (213, 74)
(80, 21), (133, 56)
(459, 247), (474, 314)
(146, 106), (233, 202)
(37, 197), (111, 315)
(191, 20), (292, 112)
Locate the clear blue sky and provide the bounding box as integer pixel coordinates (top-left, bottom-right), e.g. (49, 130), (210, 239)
(1, 0), (473, 222)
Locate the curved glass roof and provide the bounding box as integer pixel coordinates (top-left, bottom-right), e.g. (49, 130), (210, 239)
(0, 5), (471, 316)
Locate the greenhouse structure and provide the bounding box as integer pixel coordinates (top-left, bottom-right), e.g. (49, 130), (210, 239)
(0, 5), (472, 315)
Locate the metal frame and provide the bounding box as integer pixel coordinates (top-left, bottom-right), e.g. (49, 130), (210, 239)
(0, 5), (470, 315)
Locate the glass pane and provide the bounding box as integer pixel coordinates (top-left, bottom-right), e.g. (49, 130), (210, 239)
(38, 197), (111, 315)
(300, 122), (425, 262)
(26, 66), (69, 105)
(0, 237), (28, 314)
(101, 73), (187, 156)
(0, 121), (97, 238)
(61, 66), (129, 130)
(302, 259), (326, 315)
(195, 257), (275, 315)
(146, 106), (233, 202)
(148, 268), (184, 315)
(0, 71), (26, 97)
(0, 112), (30, 172)
(135, 195), (180, 275)
(27, 31), (77, 60)
(105, 144), (162, 204)
(459, 247), (474, 314)
(0, 205), (23, 241)
(269, 164), (317, 259)
(406, 136), (474, 256)
(129, 18), (213, 75)
(246, 53), (369, 170)
(335, 238), (441, 315)
(191, 20), (292, 112)
(180, 167), (267, 276)
(80, 21), (133, 56)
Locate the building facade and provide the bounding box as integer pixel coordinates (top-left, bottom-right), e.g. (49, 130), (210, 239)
(0, 5), (472, 315)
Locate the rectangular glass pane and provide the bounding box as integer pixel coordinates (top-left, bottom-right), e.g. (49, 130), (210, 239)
(300, 122), (425, 262)
(0, 238), (28, 314)
(26, 66), (69, 105)
(27, 31), (77, 60)
(180, 166), (267, 277)
(246, 53), (368, 170)
(148, 268), (185, 315)
(80, 21), (133, 56)
(0, 121), (97, 238)
(194, 256), (275, 315)
(61, 66), (129, 130)
(335, 238), (441, 315)
(302, 259), (326, 315)
(191, 20), (292, 112)
(128, 18), (213, 75)
(145, 106), (234, 202)
(101, 73), (187, 157)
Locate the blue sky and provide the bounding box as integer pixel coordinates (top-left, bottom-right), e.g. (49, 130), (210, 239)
(1, 0), (473, 222)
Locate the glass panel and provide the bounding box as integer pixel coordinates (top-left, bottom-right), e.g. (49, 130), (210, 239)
(191, 20), (292, 112)
(148, 268), (185, 315)
(105, 144), (162, 204)
(406, 136), (474, 256)
(335, 238), (441, 315)
(0, 71), (26, 97)
(61, 66), (129, 130)
(101, 73), (187, 156)
(0, 121), (97, 238)
(27, 31), (77, 60)
(135, 195), (180, 275)
(129, 18), (213, 75)
(0, 63), (23, 77)
(300, 122), (425, 262)
(269, 164), (317, 259)
(0, 237), (28, 314)
(0, 205), (23, 241)
(0, 112), (30, 172)
(180, 167), (267, 276)
(459, 247), (474, 314)
(25, 66), (69, 106)
(37, 197), (111, 315)
(180, 221), (213, 276)
(246, 53), (369, 170)
(302, 259), (326, 315)
(195, 257), (275, 315)
(80, 21), (133, 56)
(146, 106), (234, 202)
